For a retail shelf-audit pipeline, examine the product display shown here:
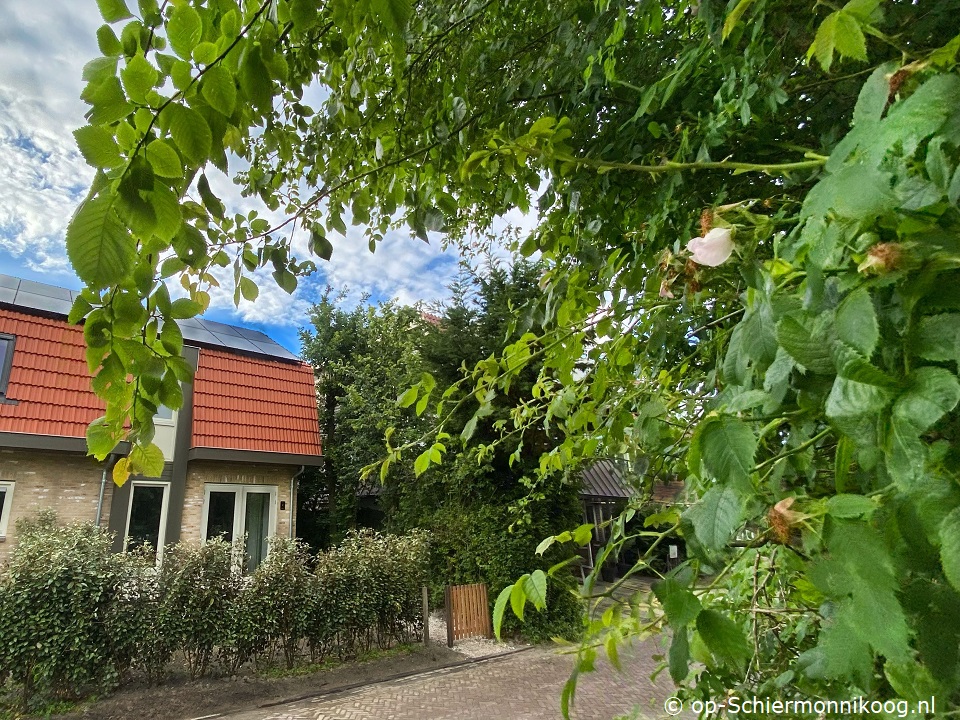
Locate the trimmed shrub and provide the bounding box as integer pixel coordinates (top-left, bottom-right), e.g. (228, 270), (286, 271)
(0, 512), (130, 710)
(241, 537), (314, 669)
(0, 514), (430, 712)
(156, 538), (243, 679)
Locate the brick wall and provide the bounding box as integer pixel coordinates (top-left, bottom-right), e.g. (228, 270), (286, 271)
(0, 449), (113, 562)
(181, 460), (296, 544)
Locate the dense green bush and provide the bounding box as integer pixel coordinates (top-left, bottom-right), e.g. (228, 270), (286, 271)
(0, 512), (134, 711)
(426, 500), (583, 643)
(0, 514), (429, 712)
(157, 538), (243, 679)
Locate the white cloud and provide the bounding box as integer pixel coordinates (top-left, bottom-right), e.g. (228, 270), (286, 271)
(0, 1), (477, 329)
(0, 89), (92, 278)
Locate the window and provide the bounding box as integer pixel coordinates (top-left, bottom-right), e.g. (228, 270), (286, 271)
(0, 333), (16, 401)
(124, 481), (170, 562)
(200, 484), (277, 572)
(154, 405), (175, 423)
(0, 481), (14, 538)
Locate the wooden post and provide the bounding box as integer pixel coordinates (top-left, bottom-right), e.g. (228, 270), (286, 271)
(422, 585), (430, 646)
(444, 585), (454, 648)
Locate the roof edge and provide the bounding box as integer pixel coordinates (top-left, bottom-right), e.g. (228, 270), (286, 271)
(0, 432), (129, 456)
(188, 447), (323, 466)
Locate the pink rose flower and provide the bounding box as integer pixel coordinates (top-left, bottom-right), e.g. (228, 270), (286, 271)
(687, 227), (734, 266)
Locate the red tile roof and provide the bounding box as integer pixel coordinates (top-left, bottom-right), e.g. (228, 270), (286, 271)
(0, 309), (103, 437)
(191, 348), (321, 456)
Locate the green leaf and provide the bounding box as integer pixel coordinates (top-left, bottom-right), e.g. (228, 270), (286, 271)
(916, 314), (960, 364)
(121, 54), (158, 104)
(66, 192), (135, 289)
(940, 507), (960, 592)
(73, 125), (124, 169)
(145, 139), (183, 178)
(523, 569), (548, 611)
(167, 4), (203, 59)
(240, 46), (273, 112)
(370, 0), (412, 36)
(97, 24), (124, 56)
(460, 414), (478, 442)
(159, 318), (183, 354)
(698, 415), (757, 486)
(492, 585), (512, 641)
(192, 41), (219, 66)
(148, 184), (183, 242)
(722, 0), (756, 40)
(535, 536), (556, 555)
(884, 661), (940, 703)
(201, 65), (237, 117)
(510, 575), (529, 621)
(812, 523), (911, 662)
(836, 288), (878, 357)
(239, 277), (259, 302)
(777, 314), (835, 374)
(696, 610), (751, 664)
(573, 524), (593, 546)
(832, 11), (868, 62)
(397, 386), (418, 408)
(808, 12), (839, 71)
(826, 494), (875, 518)
(87, 76), (134, 125)
(653, 578), (702, 628)
(415, 393), (429, 416)
(893, 367), (960, 435)
(169, 297), (201, 319)
(96, 0), (132, 23)
(413, 448), (430, 476)
(603, 631), (621, 670)
(843, 0), (881, 22)
(130, 442), (165, 477)
(86, 417), (118, 459)
(687, 486), (742, 551)
(668, 629), (690, 683)
(197, 174), (225, 218)
(825, 376), (891, 445)
(310, 228), (333, 260)
(834, 436), (854, 492)
(167, 104), (212, 165)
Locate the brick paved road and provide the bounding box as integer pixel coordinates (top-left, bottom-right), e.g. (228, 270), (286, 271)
(223, 640), (685, 720)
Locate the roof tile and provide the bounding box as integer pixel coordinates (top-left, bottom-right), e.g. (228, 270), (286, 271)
(191, 348), (322, 456)
(0, 309), (103, 437)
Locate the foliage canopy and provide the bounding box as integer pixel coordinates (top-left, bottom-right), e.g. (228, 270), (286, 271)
(71, 0), (960, 711)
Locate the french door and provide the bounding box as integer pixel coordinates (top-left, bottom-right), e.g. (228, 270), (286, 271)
(201, 484), (277, 572)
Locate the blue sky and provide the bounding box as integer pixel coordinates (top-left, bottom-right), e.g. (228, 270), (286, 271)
(0, 1), (471, 354)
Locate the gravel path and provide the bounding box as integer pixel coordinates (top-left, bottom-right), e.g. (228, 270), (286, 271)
(426, 610), (528, 658)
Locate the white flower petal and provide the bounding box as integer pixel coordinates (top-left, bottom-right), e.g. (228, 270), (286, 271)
(687, 227), (733, 266)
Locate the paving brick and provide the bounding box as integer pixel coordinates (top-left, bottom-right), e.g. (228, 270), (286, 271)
(226, 640), (684, 720)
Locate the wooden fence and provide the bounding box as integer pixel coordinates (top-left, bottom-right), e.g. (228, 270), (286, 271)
(444, 583), (492, 646)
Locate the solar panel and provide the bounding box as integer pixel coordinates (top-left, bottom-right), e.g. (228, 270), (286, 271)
(0, 274), (301, 363)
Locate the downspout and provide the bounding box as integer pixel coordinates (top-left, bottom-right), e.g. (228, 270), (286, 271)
(95, 453), (116, 527)
(290, 465), (305, 538)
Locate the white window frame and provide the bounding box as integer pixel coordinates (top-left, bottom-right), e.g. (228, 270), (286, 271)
(124, 481), (171, 561)
(153, 405), (176, 427)
(200, 484), (278, 556)
(0, 481), (14, 539)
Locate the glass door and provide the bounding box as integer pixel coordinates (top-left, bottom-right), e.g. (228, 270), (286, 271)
(244, 491), (271, 572)
(202, 484), (277, 571)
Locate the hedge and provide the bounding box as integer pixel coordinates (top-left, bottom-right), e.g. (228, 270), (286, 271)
(0, 513), (428, 713)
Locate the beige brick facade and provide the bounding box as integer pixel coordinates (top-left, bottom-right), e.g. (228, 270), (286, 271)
(181, 460), (296, 544)
(0, 449), (113, 562)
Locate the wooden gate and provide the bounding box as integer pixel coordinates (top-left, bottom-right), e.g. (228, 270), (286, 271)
(444, 583), (492, 646)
